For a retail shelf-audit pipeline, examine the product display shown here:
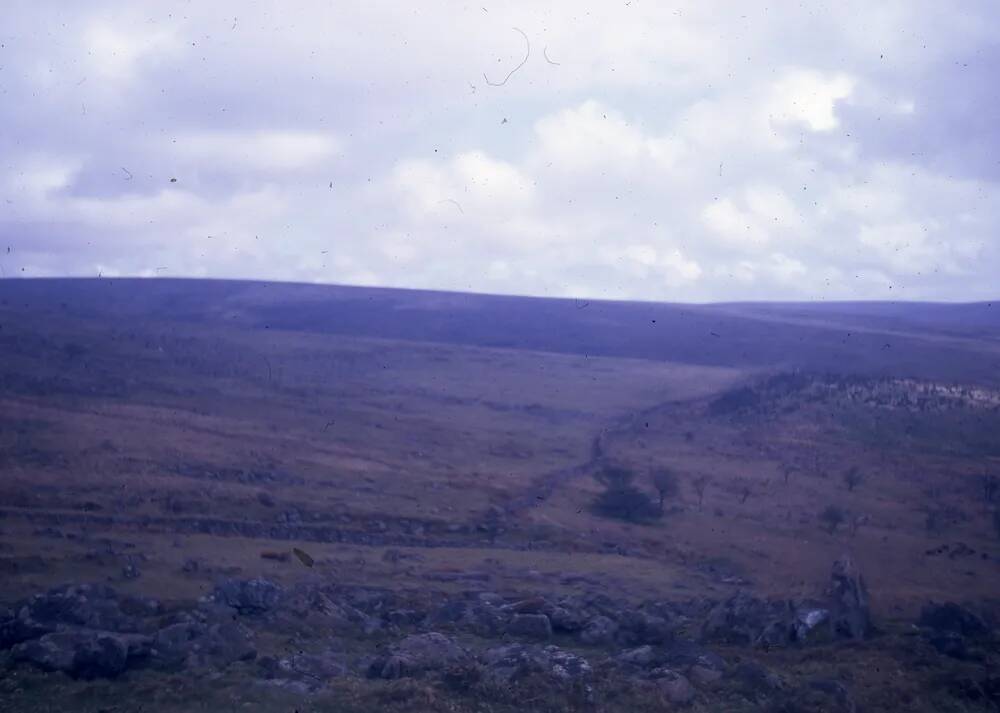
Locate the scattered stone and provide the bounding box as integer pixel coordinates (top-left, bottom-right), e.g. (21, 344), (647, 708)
(506, 613), (552, 640)
(653, 668), (696, 706)
(918, 602), (990, 638)
(12, 630), (131, 679)
(580, 615), (619, 645)
(617, 644), (657, 667)
(212, 578), (283, 615)
(370, 632), (470, 679)
(481, 643), (591, 687)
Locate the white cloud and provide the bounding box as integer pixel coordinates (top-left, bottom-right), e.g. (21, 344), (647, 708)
(84, 22), (178, 81)
(171, 131), (343, 172)
(3, 0), (999, 301)
(767, 69), (855, 133)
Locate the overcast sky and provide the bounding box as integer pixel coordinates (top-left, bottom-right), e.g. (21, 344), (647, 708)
(1, 2), (998, 301)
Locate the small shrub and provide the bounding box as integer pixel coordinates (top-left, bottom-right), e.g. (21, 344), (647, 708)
(592, 485), (661, 524)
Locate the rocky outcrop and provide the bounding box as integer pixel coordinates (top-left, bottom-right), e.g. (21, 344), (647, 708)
(12, 630), (136, 679)
(211, 578), (283, 615)
(506, 613), (552, 640)
(480, 643), (592, 687)
(368, 632), (470, 679)
(918, 602), (993, 660)
(701, 556), (871, 648)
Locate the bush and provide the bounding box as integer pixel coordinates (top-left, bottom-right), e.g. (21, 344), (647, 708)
(591, 485), (661, 524)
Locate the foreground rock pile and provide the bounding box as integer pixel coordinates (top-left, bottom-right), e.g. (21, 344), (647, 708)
(1, 556), (995, 710)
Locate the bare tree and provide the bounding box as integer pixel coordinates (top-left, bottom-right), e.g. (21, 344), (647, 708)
(843, 466), (864, 492)
(692, 475), (710, 511)
(981, 474), (999, 504)
(650, 469), (679, 511)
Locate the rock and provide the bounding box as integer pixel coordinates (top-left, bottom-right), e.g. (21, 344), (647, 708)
(12, 630), (130, 679)
(547, 605), (586, 632)
(387, 609), (424, 627)
(617, 645), (657, 667)
(181, 558), (200, 573)
(505, 597), (548, 615)
(481, 643), (591, 687)
(618, 609), (675, 645)
(701, 591), (786, 646)
(730, 662), (785, 699)
(580, 615), (619, 646)
(792, 604), (831, 643)
(654, 669), (696, 706)
(256, 491), (276, 507)
(22, 584), (136, 632)
(688, 661), (725, 687)
(370, 632), (469, 679)
(658, 639), (728, 686)
(918, 602), (990, 638)
(428, 600), (505, 638)
(258, 650), (346, 690)
(0, 614), (52, 649)
(212, 578), (283, 615)
(151, 618), (256, 669)
(150, 622), (200, 668)
(927, 631), (977, 661)
(506, 613), (552, 640)
(805, 678), (858, 713)
(827, 555), (870, 640)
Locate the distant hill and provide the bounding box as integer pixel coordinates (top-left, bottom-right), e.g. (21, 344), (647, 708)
(1, 277), (998, 384)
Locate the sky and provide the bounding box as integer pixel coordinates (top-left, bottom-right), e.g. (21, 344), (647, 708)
(1, 1), (998, 302)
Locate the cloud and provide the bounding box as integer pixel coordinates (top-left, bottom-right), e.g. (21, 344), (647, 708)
(1, 0), (998, 301)
(171, 131), (343, 172)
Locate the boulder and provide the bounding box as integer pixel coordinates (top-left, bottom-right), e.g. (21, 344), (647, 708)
(827, 555), (870, 640)
(701, 591), (787, 646)
(792, 604), (831, 643)
(212, 578), (283, 615)
(0, 613), (52, 649)
(653, 669), (696, 706)
(481, 643), (591, 687)
(618, 609), (675, 645)
(730, 662), (785, 699)
(547, 605), (586, 632)
(22, 583), (136, 632)
(918, 602), (990, 638)
(616, 644), (657, 667)
(12, 630), (131, 679)
(506, 613), (552, 640)
(151, 618), (256, 670)
(258, 650), (346, 691)
(370, 632), (470, 679)
(428, 599), (505, 637)
(580, 615), (619, 646)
